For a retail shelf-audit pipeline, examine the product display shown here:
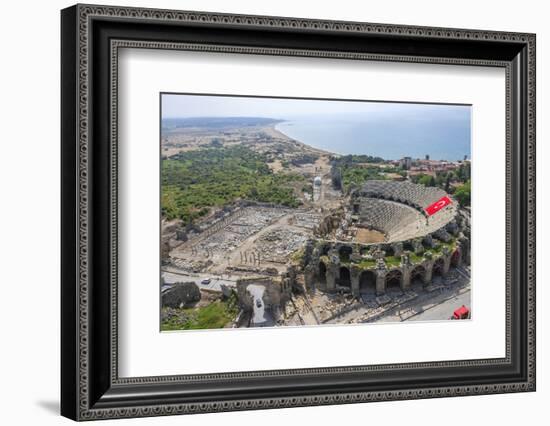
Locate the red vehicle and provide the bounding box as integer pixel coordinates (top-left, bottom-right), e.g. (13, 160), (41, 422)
(452, 305), (470, 320)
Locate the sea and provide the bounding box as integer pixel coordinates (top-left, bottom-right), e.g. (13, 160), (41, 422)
(275, 110), (471, 161)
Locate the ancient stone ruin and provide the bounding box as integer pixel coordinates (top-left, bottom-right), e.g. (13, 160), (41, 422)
(161, 281), (201, 308)
(304, 180), (469, 297)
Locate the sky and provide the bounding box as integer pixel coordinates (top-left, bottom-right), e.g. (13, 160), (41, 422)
(161, 93), (471, 160)
(161, 93), (471, 121)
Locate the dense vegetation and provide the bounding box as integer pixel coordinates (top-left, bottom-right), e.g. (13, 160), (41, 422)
(162, 146), (304, 223)
(339, 165), (405, 192)
(453, 180), (471, 206)
(161, 294), (239, 331)
(411, 163), (471, 206)
(289, 153), (319, 166)
(341, 166), (385, 190)
(333, 154), (386, 164)
(330, 155), (405, 192)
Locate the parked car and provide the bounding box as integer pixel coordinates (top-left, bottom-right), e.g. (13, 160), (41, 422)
(451, 305), (470, 320)
(201, 278), (211, 285)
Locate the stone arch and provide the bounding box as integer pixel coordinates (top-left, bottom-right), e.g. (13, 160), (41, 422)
(451, 249), (461, 266)
(338, 245), (353, 262)
(384, 246), (395, 257)
(386, 269), (403, 291)
(411, 264), (426, 285)
(403, 241), (414, 252)
(433, 257), (445, 276)
(359, 270), (376, 294)
(339, 266), (351, 287)
(318, 261), (327, 285)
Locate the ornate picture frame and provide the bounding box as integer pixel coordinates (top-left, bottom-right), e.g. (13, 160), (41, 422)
(61, 4), (536, 421)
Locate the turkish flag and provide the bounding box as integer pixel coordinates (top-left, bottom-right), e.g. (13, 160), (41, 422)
(425, 196), (452, 216)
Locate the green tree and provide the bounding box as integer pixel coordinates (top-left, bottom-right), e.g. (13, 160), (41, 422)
(417, 174), (434, 187)
(454, 180), (471, 206)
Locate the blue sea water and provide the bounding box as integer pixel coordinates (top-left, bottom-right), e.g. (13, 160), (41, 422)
(275, 108), (471, 161)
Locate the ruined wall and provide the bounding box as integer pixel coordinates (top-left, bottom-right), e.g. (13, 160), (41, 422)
(236, 276), (292, 312)
(305, 220), (468, 297)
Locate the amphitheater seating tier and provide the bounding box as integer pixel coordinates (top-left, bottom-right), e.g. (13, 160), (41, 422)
(356, 181), (457, 242)
(360, 180), (448, 211)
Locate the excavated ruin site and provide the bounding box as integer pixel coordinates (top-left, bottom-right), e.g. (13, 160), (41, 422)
(163, 175), (471, 328)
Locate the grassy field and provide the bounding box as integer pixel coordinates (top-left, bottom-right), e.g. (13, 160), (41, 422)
(409, 253), (424, 264)
(161, 296), (239, 331)
(384, 255), (402, 267)
(356, 258), (377, 269)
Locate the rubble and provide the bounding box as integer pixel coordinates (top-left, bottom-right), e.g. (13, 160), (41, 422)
(162, 282), (201, 308)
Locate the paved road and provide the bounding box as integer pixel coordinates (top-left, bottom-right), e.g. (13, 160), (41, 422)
(406, 290), (471, 322)
(161, 270), (236, 292)
(247, 284), (266, 323)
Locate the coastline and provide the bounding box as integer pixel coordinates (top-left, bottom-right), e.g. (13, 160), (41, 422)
(273, 118), (470, 162)
(269, 122), (336, 157)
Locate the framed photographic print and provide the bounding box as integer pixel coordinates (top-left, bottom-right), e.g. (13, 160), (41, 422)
(61, 4), (536, 421)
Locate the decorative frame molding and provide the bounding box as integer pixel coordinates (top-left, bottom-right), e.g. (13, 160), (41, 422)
(61, 4), (536, 421)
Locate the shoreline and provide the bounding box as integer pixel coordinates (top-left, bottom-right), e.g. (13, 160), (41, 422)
(269, 122), (336, 157)
(273, 120), (470, 162)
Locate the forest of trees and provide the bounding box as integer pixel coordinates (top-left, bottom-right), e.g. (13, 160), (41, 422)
(453, 180), (471, 206)
(161, 146), (304, 223)
(331, 156), (405, 192)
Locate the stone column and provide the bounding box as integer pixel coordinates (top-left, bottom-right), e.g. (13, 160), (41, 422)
(350, 266), (360, 297)
(326, 268), (337, 292)
(304, 265), (316, 293)
(442, 247), (451, 277)
(454, 246), (463, 268)
(326, 251), (340, 293)
(443, 257), (451, 276)
(424, 261), (434, 286)
(376, 271), (386, 295)
(400, 253), (412, 291)
(459, 236), (470, 265)
(401, 267), (411, 291)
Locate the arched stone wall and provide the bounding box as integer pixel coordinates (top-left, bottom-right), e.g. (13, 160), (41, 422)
(359, 270), (377, 294)
(339, 266), (351, 288)
(433, 257), (445, 277)
(310, 237), (463, 296)
(451, 248), (462, 267)
(338, 246), (353, 262)
(411, 264), (427, 285)
(386, 269), (403, 291)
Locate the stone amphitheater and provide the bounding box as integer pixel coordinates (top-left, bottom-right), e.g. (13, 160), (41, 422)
(352, 180), (458, 242)
(304, 180), (470, 297)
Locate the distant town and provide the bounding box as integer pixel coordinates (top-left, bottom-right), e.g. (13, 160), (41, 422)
(160, 113), (471, 331)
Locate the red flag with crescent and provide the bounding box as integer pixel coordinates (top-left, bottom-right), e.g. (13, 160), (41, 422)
(425, 196), (452, 216)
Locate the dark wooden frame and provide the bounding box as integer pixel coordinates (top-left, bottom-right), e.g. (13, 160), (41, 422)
(61, 4), (536, 421)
